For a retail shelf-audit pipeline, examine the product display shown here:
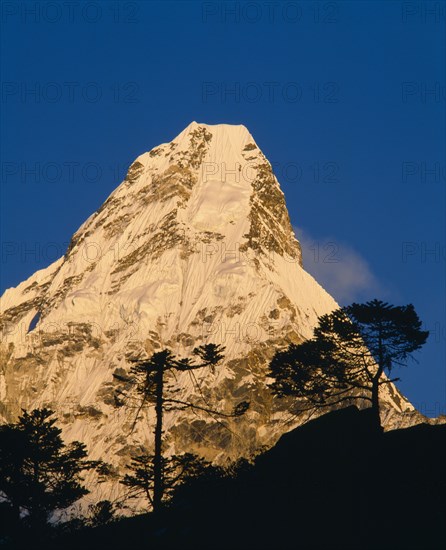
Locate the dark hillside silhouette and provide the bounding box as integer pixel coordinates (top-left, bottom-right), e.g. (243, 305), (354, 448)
(41, 406), (445, 550)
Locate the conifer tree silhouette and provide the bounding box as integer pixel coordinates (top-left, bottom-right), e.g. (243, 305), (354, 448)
(0, 408), (95, 531)
(125, 344), (249, 512)
(269, 300), (428, 429)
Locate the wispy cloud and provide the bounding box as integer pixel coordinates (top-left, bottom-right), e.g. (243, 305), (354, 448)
(293, 226), (385, 305)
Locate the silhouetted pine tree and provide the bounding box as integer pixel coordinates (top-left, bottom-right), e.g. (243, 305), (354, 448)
(126, 344), (249, 512)
(0, 408), (96, 532)
(269, 300), (428, 429)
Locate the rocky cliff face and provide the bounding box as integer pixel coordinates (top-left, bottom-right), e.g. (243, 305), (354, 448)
(0, 122), (415, 507)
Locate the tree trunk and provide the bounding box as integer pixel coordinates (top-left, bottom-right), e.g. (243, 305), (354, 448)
(372, 325), (384, 432)
(371, 379), (383, 432)
(152, 362), (164, 513)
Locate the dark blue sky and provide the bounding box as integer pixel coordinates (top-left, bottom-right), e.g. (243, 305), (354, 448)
(1, 1), (445, 415)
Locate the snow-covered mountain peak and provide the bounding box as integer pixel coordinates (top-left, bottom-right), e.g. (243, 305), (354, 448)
(0, 123), (416, 509)
(55, 121), (302, 299)
(174, 121), (254, 147)
(136, 122), (257, 170)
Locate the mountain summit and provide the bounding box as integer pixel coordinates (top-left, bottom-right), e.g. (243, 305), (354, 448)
(0, 123), (413, 504)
